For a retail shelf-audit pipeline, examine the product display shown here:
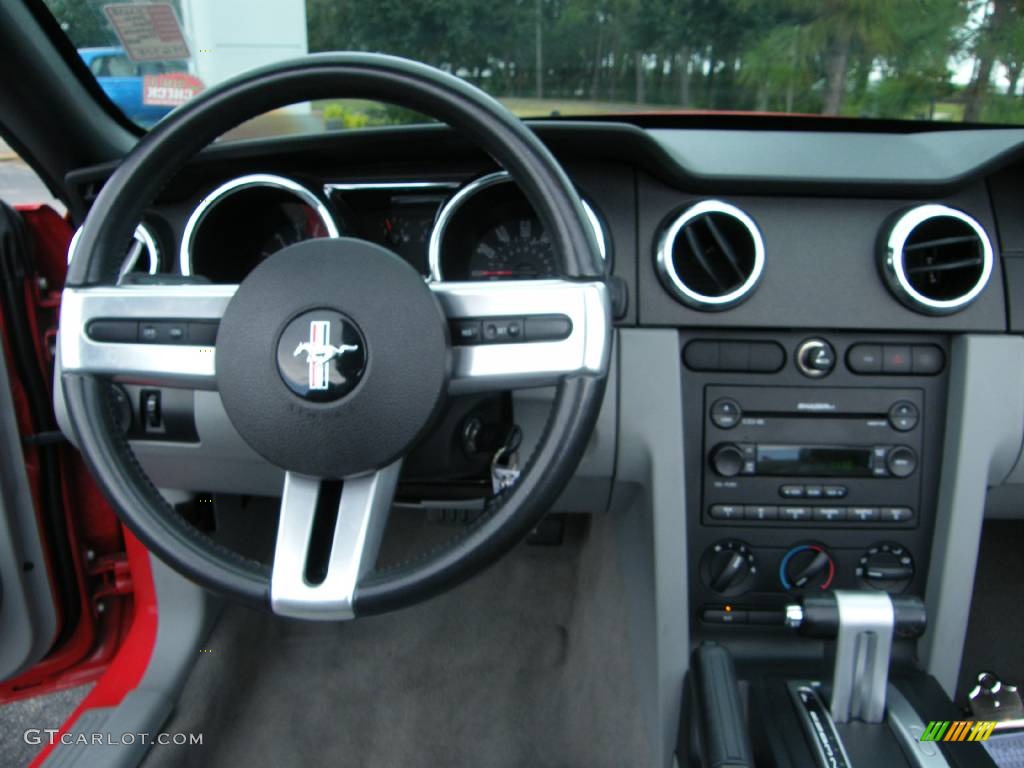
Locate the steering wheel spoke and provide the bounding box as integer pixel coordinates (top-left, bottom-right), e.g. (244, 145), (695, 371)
(431, 278), (609, 394)
(270, 461), (401, 620)
(60, 283), (237, 388)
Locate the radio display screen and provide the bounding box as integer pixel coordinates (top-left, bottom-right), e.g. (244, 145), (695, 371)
(756, 445), (873, 477)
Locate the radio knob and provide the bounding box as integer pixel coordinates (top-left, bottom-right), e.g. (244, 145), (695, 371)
(886, 446), (917, 478)
(701, 540), (757, 596)
(858, 543), (914, 594)
(710, 443), (745, 477)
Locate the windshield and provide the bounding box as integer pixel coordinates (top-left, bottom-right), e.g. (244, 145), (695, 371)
(44, 0), (1024, 134)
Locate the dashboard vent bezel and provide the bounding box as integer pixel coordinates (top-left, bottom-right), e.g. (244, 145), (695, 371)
(426, 170), (609, 282)
(655, 199), (765, 311)
(179, 173), (340, 277)
(881, 203), (993, 315)
(68, 222), (161, 278)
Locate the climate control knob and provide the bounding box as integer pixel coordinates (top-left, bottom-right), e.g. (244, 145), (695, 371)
(780, 544), (835, 592)
(857, 543), (914, 594)
(710, 443), (745, 478)
(701, 540), (757, 597)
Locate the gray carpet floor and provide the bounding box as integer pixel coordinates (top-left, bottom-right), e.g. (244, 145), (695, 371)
(0, 683), (92, 767)
(142, 510), (651, 767)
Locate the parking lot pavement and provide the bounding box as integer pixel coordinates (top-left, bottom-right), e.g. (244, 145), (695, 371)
(0, 154), (66, 212)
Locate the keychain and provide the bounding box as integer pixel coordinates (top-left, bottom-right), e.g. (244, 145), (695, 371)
(491, 426), (522, 495)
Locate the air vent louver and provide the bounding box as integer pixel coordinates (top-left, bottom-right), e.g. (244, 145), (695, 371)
(656, 200), (764, 310)
(881, 204), (993, 315)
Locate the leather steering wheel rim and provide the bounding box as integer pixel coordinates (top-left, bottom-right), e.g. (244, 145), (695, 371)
(61, 53), (610, 618)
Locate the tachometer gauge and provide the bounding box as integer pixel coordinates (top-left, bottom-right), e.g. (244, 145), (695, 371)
(470, 217), (555, 279)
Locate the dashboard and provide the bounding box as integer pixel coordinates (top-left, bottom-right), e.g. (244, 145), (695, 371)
(70, 163), (611, 287)
(51, 117), (1024, 763)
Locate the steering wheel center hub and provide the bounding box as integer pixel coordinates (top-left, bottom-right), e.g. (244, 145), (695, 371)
(216, 238), (450, 478)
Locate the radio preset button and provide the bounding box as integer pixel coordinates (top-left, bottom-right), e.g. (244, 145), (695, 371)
(710, 398), (742, 429)
(779, 485), (805, 499)
(881, 506), (914, 523)
(823, 485), (848, 498)
(780, 506), (812, 521)
(850, 507), (880, 522)
(709, 504), (743, 520)
(744, 505), (779, 521)
(812, 507), (846, 522)
(886, 446), (918, 478)
(888, 401), (919, 432)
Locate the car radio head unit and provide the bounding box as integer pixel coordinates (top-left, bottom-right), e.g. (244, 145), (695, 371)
(702, 385), (924, 528)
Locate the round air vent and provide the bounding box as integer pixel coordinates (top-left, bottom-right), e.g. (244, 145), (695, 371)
(880, 204), (993, 315)
(656, 200), (764, 310)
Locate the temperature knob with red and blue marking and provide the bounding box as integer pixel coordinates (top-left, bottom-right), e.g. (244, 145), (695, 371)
(780, 544), (835, 592)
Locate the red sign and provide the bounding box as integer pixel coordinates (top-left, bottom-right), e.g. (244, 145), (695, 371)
(103, 3), (190, 62)
(143, 73), (204, 107)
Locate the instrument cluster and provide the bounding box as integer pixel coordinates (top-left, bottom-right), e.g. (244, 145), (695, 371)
(176, 172), (609, 284)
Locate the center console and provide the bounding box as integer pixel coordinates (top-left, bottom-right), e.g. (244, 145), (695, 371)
(682, 330), (948, 636)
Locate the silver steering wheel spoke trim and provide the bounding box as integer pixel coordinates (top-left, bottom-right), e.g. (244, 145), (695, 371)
(59, 283), (237, 389)
(271, 461), (402, 620)
(431, 278), (610, 394)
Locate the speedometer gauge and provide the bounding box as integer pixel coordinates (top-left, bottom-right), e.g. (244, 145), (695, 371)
(470, 217), (555, 279)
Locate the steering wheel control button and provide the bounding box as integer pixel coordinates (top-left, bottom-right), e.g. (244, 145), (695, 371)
(276, 310), (367, 403)
(888, 401), (919, 431)
(187, 321), (219, 345)
(885, 446), (918, 478)
(451, 314), (571, 345)
(710, 398), (742, 429)
(882, 345), (912, 374)
(524, 315), (572, 341)
(796, 338), (835, 378)
(217, 239), (449, 478)
(87, 319), (138, 343)
(847, 343), (883, 373)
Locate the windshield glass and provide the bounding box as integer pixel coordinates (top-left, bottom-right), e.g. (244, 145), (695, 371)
(43, 0), (1024, 134)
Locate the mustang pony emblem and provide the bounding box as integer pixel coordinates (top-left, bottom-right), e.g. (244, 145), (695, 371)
(293, 320), (359, 390)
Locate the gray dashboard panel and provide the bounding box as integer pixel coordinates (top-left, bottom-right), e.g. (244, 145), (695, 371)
(650, 127), (1024, 187)
(636, 176), (1006, 331)
(921, 334), (1024, 695)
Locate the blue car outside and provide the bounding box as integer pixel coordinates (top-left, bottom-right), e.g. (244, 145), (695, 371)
(78, 47), (189, 127)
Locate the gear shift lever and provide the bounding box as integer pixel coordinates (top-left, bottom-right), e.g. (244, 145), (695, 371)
(785, 591), (926, 723)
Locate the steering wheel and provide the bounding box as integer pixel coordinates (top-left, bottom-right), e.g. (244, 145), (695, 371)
(59, 54), (611, 620)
